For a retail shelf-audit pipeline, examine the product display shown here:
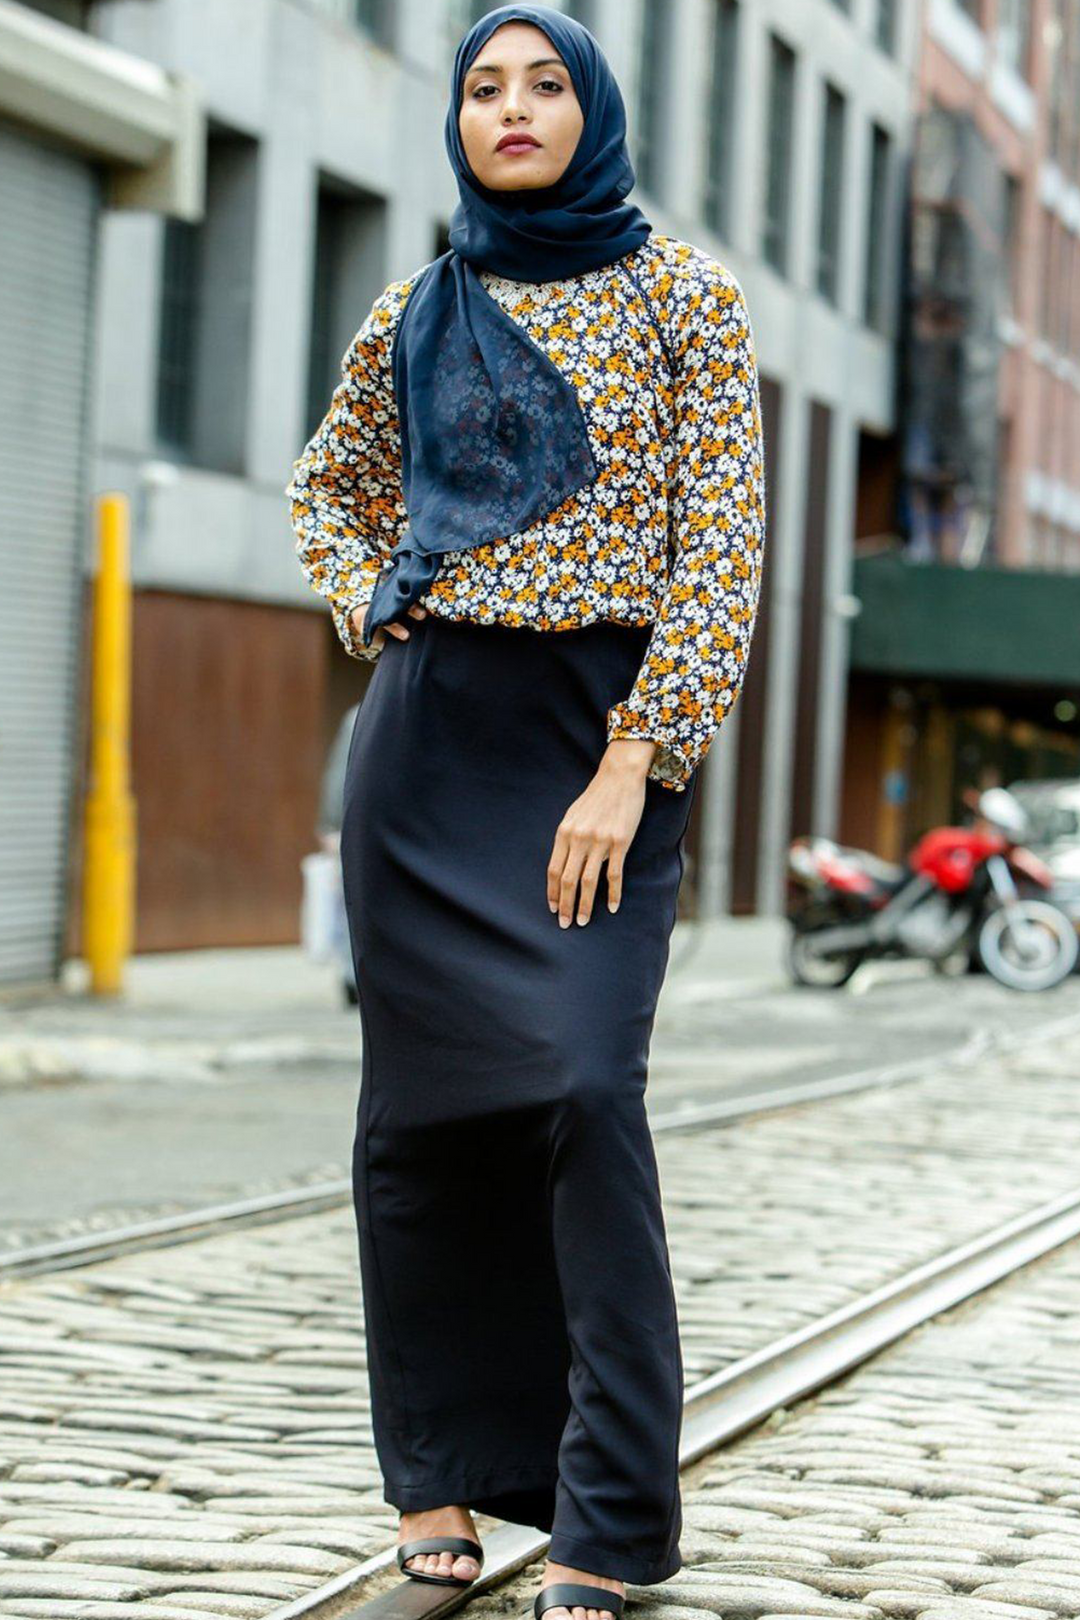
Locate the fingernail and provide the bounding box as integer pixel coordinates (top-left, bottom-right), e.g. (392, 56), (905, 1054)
(559, 915), (570, 928)
(608, 901), (619, 912)
(577, 914), (587, 926)
(549, 900), (558, 912)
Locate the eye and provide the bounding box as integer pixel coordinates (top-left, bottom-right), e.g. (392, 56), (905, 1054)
(471, 77), (563, 99)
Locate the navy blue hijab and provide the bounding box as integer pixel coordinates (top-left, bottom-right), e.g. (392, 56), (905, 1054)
(360, 3), (652, 648)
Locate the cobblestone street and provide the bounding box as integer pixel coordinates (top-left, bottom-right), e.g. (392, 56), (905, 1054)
(483, 1228), (1080, 1620)
(1, 1017), (1079, 1616)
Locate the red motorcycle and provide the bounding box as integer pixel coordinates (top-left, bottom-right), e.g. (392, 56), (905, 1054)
(786, 788), (1079, 992)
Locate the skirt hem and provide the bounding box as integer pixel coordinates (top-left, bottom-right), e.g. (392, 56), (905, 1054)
(546, 1528), (682, 1587)
(384, 1461), (559, 1512)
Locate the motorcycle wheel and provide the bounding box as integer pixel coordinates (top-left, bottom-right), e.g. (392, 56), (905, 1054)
(977, 901), (1079, 992)
(786, 926), (862, 988)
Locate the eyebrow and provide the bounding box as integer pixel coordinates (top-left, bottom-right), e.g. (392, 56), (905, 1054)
(465, 56), (567, 75)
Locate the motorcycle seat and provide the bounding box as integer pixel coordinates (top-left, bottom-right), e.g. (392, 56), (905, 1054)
(845, 849), (908, 888)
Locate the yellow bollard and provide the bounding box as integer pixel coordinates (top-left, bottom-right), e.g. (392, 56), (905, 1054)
(82, 493), (137, 996)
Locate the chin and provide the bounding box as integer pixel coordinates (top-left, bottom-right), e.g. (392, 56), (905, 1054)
(489, 176), (552, 191)
(483, 163), (561, 191)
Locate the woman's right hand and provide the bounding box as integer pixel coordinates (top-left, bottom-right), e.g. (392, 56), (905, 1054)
(350, 601), (428, 649)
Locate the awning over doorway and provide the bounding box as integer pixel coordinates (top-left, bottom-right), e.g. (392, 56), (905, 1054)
(850, 554), (1080, 687)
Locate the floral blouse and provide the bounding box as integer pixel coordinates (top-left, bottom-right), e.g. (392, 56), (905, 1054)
(284, 232), (766, 791)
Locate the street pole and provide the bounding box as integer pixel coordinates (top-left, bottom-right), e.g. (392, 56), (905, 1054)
(82, 493), (137, 996)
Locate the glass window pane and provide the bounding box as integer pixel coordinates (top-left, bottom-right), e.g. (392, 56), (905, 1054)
(156, 218), (201, 456)
(996, 0), (1030, 75)
(636, 0), (665, 196)
(864, 123), (889, 328)
(817, 82), (846, 304)
(877, 0), (896, 53)
(703, 0), (739, 236)
(762, 34), (796, 274)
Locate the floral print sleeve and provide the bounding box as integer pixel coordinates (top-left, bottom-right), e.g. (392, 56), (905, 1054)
(284, 275), (417, 662)
(606, 257), (767, 791)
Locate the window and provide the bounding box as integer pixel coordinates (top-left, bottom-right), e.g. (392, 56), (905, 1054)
(817, 82), (846, 305)
(1057, 221), (1075, 356)
(11, 0), (88, 22)
(355, 0), (389, 42)
(635, 0), (668, 196)
(703, 0), (739, 237)
(864, 123), (890, 329)
(1040, 207), (1056, 340)
(305, 196), (352, 442)
(996, 0), (1030, 77)
(998, 170), (1020, 318)
(156, 218), (201, 457)
(1046, 0), (1066, 165)
(155, 127), (258, 472)
(876, 0), (897, 53)
(305, 188), (389, 440)
(307, 0), (389, 38)
(447, 0), (490, 35)
(762, 34), (796, 274)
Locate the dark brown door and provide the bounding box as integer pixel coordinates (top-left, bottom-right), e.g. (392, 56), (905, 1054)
(130, 591), (329, 949)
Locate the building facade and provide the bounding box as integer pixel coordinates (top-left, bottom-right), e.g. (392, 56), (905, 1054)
(841, 0), (1080, 862)
(0, 0), (199, 988)
(6, 0), (919, 978)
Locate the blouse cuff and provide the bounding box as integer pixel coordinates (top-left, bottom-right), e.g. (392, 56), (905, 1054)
(331, 595), (381, 663)
(606, 703), (694, 792)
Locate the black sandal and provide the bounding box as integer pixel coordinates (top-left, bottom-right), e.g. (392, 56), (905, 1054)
(534, 1583), (626, 1619)
(396, 1535), (485, 1586)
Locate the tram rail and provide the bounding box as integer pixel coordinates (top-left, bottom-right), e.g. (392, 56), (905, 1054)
(267, 1180), (1080, 1620)
(6, 1005), (1078, 1282)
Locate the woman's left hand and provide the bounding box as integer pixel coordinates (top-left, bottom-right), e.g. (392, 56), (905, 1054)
(547, 739), (658, 926)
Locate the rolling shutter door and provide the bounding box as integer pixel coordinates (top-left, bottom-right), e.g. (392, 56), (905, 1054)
(0, 116), (100, 985)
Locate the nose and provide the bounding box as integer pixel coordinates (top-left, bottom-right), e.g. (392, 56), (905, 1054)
(501, 85), (529, 122)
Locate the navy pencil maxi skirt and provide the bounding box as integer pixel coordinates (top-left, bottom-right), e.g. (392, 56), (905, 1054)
(339, 611), (697, 1586)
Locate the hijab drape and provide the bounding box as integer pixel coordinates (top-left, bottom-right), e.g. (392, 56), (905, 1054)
(360, 3), (652, 647)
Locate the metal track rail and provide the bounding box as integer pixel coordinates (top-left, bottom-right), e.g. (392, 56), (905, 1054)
(265, 1181), (1080, 1620)
(7, 1006), (1078, 1281)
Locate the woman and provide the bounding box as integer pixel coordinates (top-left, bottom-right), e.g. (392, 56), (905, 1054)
(285, 8), (766, 1619)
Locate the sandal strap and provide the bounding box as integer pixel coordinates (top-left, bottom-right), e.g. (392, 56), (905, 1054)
(397, 1536), (484, 1569)
(534, 1583), (625, 1619)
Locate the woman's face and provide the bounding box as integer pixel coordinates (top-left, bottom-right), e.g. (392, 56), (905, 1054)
(458, 21), (584, 191)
